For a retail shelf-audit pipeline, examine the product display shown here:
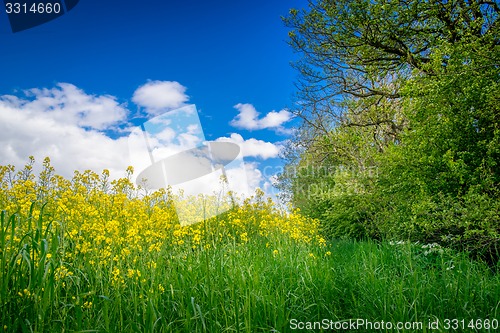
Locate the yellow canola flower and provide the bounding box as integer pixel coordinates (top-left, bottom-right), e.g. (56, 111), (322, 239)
(1, 157), (327, 293)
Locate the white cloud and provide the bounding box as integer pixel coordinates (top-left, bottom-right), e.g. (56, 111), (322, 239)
(0, 83), (280, 201)
(155, 127), (176, 143)
(132, 81), (188, 114)
(0, 84), (131, 179)
(215, 133), (281, 159)
(230, 103), (292, 131)
(238, 162), (263, 192)
(128, 104), (206, 174)
(16, 83), (128, 130)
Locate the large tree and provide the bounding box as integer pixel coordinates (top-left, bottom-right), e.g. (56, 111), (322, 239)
(283, 0), (498, 151)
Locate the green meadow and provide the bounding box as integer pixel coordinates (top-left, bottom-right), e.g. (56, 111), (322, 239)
(0, 162), (498, 332)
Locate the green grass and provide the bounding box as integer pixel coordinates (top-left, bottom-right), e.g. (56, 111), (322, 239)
(1, 210), (499, 332)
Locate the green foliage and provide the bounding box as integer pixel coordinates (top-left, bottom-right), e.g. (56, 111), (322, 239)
(379, 35), (500, 262)
(281, 0), (500, 266)
(318, 193), (381, 241)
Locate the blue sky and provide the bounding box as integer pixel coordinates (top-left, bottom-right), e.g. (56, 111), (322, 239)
(0, 0), (307, 198)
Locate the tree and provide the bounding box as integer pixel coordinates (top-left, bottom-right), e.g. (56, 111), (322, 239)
(283, 0), (498, 151)
(280, 0), (500, 264)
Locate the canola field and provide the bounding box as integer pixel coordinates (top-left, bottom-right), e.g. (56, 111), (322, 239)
(0, 158), (327, 332)
(1, 158), (499, 332)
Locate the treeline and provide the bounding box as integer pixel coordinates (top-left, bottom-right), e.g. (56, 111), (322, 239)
(278, 0), (499, 266)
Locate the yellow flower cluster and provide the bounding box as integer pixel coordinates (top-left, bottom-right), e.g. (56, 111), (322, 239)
(1, 157), (324, 292)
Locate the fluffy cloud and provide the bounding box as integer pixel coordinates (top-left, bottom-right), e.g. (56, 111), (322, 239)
(9, 83), (128, 130)
(0, 83), (131, 179)
(239, 162), (264, 193)
(230, 103), (292, 131)
(215, 133), (281, 159)
(169, 161), (261, 199)
(0, 82), (278, 200)
(132, 81), (188, 114)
